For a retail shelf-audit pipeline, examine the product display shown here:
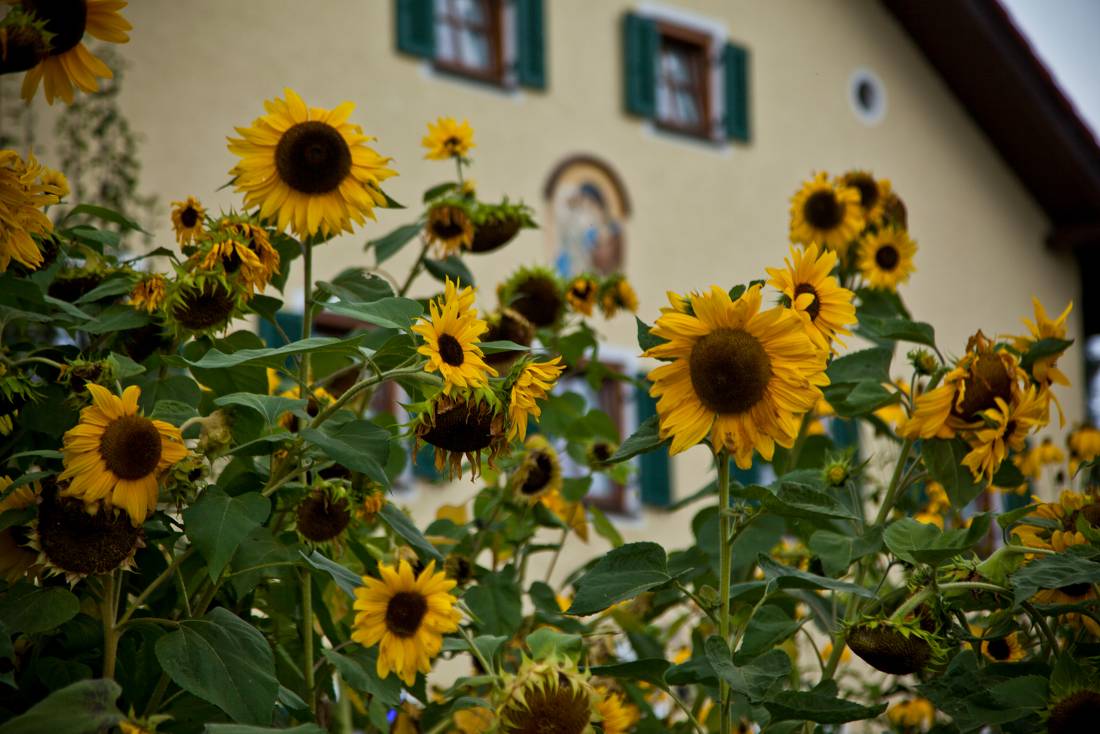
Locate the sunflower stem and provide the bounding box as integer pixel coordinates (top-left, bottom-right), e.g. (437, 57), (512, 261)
(543, 526), (569, 584)
(101, 572), (119, 680)
(873, 438), (914, 527)
(117, 547), (195, 626)
(716, 449), (732, 734)
(784, 412), (813, 474)
(398, 239), (431, 297)
(301, 568), (316, 712)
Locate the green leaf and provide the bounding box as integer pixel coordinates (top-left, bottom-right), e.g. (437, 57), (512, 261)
(183, 335), (366, 370)
(755, 555), (875, 597)
(423, 255), (474, 286)
(155, 608), (279, 725)
(325, 296), (423, 329)
(479, 340), (530, 354)
(923, 438), (983, 507)
(606, 415), (667, 464)
(75, 275), (134, 304)
(704, 637), (790, 702)
(321, 650), (401, 707)
(301, 550), (362, 598)
(300, 420), (391, 486)
(81, 305), (150, 335)
(1009, 547), (1100, 605)
(826, 347), (893, 384)
(590, 659), (672, 688)
(422, 182), (458, 202)
(857, 314), (936, 347)
(808, 527), (883, 576)
(465, 568), (523, 637)
(149, 399), (198, 426)
(214, 393), (307, 426)
(206, 726), (325, 734)
(370, 223), (423, 264)
(567, 542), (670, 616)
(62, 203), (148, 233)
(183, 489), (271, 580)
(636, 316), (665, 351)
(884, 513), (992, 566)
(379, 503), (443, 562)
(315, 269), (394, 303)
(992, 456), (1027, 488)
(0, 678), (123, 734)
(526, 628), (582, 660)
(822, 380), (898, 417)
(0, 585), (80, 635)
(589, 505), (624, 548)
(1020, 337), (1073, 372)
(738, 481), (859, 521)
(735, 605), (801, 661)
(764, 687), (886, 724)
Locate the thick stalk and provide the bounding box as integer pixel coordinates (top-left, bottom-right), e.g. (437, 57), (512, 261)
(101, 573), (119, 679)
(873, 438), (914, 526)
(299, 244), (316, 714)
(716, 450), (732, 734)
(301, 569), (316, 712)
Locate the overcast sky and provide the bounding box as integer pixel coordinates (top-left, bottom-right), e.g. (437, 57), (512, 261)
(1000, 0), (1100, 141)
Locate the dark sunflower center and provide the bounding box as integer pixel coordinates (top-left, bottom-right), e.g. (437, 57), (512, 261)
(24, 0), (87, 56)
(503, 680), (591, 734)
(874, 245), (900, 272)
(223, 246), (243, 274)
(1059, 582), (1093, 598)
(296, 493), (350, 542)
(1004, 420), (1018, 438)
(1049, 690), (1100, 734)
(804, 190), (843, 230)
(180, 207), (199, 228)
(274, 121), (352, 195)
(37, 487), (142, 576)
(1082, 503), (1100, 527)
(437, 333), (465, 367)
(571, 282), (593, 299)
(0, 24), (49, 72)
(172, 281), (236, 330)
(956, 354), (1014, 419)
(592, 442), (612, 461)
(385, 591), (428, 638)
(847, 175), (878, 211)
(846, 625), (931, 675)
(431, 219), (467, 240)
(444, 136), (462, 151)
(420, 401), (495, 452)
(521, 453), (554, 495)
(99, 415), (163, 480)
(513, 277), (564, 328)
(688, 329), (772, 414)
(986, 638), (1011, 661)
(793, 283), (821, 321)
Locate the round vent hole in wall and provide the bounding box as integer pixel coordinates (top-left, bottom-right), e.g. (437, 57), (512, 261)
(850, 68), (887, 125)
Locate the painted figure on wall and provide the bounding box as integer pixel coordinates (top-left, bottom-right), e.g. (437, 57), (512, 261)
(544, 156), (630, 279)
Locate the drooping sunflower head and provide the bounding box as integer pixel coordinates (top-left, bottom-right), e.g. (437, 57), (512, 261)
(411, 279), (497, 394)
(196, 214), (281, 295)
(57, 384), (187, 525)
(483, 308), (535, 371)
(443, 552), (475, 587)
(857, 226), (916, 291)
(1046, 658), (1100, 734)
(498, 656), (597, 734)
(566, 276), (598, 317)
(598, 275), (639, 318)
(18, 0), (132, 106)
(951, 334), (1027, 424)
(0, 8), (53, 74)
(0, 150), (56, 272)
(357, 484), (387, 523)
(765, 243), (857, 352)
(422, 116), (475, 161)
(164, 271), (246, 339)
(415, 389), (507, 480)
(129, 273), (168, 314)
(789, 172), (864, 254)
(58, 357), (116, 406)
(500, 266), (566, 330)
(469, 198), (534, 253)
(170, 196), (206, 248)
(30, 480), (142, 585)
(512, 435), (562, 503)
(426, 202), (475, 257)
(593, 686), (640, 734)
(296, 482), (352, 544)
(839, 170), (891, 226)
(227, 88), (397, 238)
(47, 265), (109, 303)
(845, 618), (940, 676)
(507, 357), (566, 442)
(350, 559), (461, 686)
(961, 385), (1049, 483)
(643, 284), (828, 467)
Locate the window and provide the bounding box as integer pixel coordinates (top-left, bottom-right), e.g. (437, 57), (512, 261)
(396, 0), (546, 90)
(622, 10), (749, 143)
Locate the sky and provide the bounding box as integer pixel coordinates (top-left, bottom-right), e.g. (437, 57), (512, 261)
(1000, 0), (1100, 141)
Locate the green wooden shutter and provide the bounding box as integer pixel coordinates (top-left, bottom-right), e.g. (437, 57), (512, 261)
(622, 13), (657, 118)
(635, 375), (672, 507)
(723, 42), (750, 142)
(396, 0), (434, 58)
(413, 442), (442, 481)
(515, 0), (546, 89)
(257, 311), (303, 347)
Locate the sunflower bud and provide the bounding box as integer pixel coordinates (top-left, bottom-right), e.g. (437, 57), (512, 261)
(907, 348), (938, 376)
(196, 410), (233, 457)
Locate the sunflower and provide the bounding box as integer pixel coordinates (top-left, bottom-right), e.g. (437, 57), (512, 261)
(57, 384), (187, 525)
(426, 203), (474, 256)
(415, 389), (508, 479)
(1033, 583), (1100, 637)
(296, 483), (352, 544)
(961, 386), (1049, 483)
(1069, 424), (1100, 475)
(483, 308), (535, 371)
(789, 172), (864, 253)
(594, 687), (639, 734)
(1048, 687), (1100, 734)
(357, 485), (386, 523)
(129, 273), (167, 314)
(541, 487), (589, 542)
(507, 357), (565, 442)
(219, 217), (281, 288)
(197, 225), (275, 296)
(18, 0), (131, 106)
(276, 382), (335, 433)
(499, 657), (596, 734)
(422, 117), (475, 161)
(0, 8), (52, 74)
(227, 88), (396, 238)
(39, 166), (69, 200)
(0, 475), (40, 583)
(452, 706), (494, 734)
(0, 150), (59, 272)
(857, 226), (916, 291)
(164, 271), (246, 339)
(512, 435), (562, 503)
(500, 267), (566, 329)
(1010, 298), (1073, 425)
(978, 631), (1026, 663)
(766, 243), (857, 352)
(350, 559), (461, 686)
(170, 196), (205, 247)
(1017, 437), (1064, 479)
(839, 170), (891, 226)
(643, 284), (828, 467)
(846, 619), (939, 675)
(886, 698), (935, 732)
(1012, 490), (1092, 554)
(412, 279), (496, 394)
(566, 276), (598, 316)
(598, 276), (639, 318)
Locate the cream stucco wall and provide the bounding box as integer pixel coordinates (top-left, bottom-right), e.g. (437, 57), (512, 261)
(20, 1), (1085, 581)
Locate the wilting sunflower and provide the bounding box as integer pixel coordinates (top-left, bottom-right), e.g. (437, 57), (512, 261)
(296, 483), (352, 544)
(58, 384), (187, 525)
(425, 203), (474, 256)
(766, 243), (857, 352)
(977, 630), (1027, 663)
(422, 117), (475, 160)
(129, 273), (167, 314)
(453, 706), (494, 734)
(483, 308), (535, 371)
(643, 284), (828, 467)
(0, 8), (52, 75)
(1048, 685), (1100, 734)
(228, 88), (396, 238)
(1012, 490), (1092, 554)
(507, 357), (565, 442)
(357, 485), (386, 523)
(197, 228), (272, 295)
(0, 475), (40, 583)
(276, 382), (335, 433)
(1069, 424), (1100, 475)
(857, 226), (916, 291)
(598, 275), (639, 318)
(961, 386), (1049, 483)
(512, 435), (562, 503)
(415, 389), (508, 479)
(412, 279), (496, 393)
(846, 618), (939, 675)
(839, 170), (891, 227)
(350, 559), (461, 686)
(0, 150), (60, 272)
(164, 271), (246, 338)
(789, 172), (864, 253)
(499, 656), (596, 734)
(39, 166), (69, 200)
(566, 276), (598, 316)
(500, 267), (566, 329)
(18, 0), (131, 106)
(1012, 297), (1073, 387)
(886, 698), (935, 732)
(594, 687), (639, 734)
(170, 196), (206, 247)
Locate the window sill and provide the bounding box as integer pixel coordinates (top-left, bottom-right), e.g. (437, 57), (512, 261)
(653, 119), (723, 146)
(431, 60), (509, 90)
